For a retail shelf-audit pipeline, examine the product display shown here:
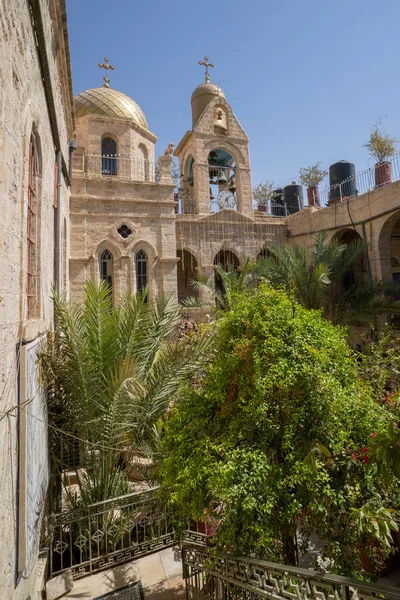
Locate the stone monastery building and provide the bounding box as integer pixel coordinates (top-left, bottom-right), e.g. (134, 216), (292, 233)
(3, 1), (400, 598)
(70, 63), (288, 304)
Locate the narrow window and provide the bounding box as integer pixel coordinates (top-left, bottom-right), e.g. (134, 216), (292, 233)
(62, 218), (67, 296)
(27, 134), (39, 318)
(101, 137), (117, 175)
(100, 250), (113, 297)
(136, 250), (148, 295)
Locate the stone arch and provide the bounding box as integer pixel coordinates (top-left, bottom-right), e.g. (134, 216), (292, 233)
(257, 247), (272, 261)
(177, 249), (198, 303)
(332, 228), (365, 291)
(26, 127), (43, 319)
(93, 238), (123, 262)
(184, 154), (195, 183)
(101, 132), (119, 147)
(202, 140), (245, 167)
(214, 249), (239, 270)
(219, 239), (246, 266)
(377, 210), (400, 284)
(213, 249), (239, 298)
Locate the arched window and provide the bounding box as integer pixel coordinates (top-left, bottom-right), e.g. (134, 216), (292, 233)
(62, 218), (67, 297)
(27, 133), (40, 319)
(137, 144), (148, 181)
(101, 137), (117, 176)
(100, 249), (113, 293)
(136, 250), (148, 295)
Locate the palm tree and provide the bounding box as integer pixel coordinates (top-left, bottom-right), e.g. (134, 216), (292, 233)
(183, 259), (257, 313)
(258, 231), (400, 326)
(39, 281), (213, 506)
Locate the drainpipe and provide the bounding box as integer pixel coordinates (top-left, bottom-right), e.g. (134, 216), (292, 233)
(54, 151), (62, 305)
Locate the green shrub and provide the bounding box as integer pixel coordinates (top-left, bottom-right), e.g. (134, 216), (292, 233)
(159, 285), (391, 576)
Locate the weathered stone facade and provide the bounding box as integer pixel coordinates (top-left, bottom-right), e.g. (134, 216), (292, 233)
(70, 79), (288, 305)
(70, 102), (178, 302)
(0, 0), (73, 597)
(286, 180), (400, 290)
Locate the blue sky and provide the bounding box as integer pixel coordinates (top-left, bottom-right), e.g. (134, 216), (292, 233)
(66, 0), (400, 190)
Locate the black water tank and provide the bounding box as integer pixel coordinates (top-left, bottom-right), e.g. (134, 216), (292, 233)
(271, 188), (285, 216)
(329, 160), (357, 202)
(283, 184), (304, 214)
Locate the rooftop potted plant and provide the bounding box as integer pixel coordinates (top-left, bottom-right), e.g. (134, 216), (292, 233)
(253, 179), (274, 213)
(299, 162), (327, 207)
(364, 123), (397, 187)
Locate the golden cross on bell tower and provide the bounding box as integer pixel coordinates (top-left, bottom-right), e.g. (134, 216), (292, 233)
(98, 57), (115, 88)
(198, 56), (214, 83)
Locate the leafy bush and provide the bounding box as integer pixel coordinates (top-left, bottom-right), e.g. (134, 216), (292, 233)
(159, 285), (392, 576)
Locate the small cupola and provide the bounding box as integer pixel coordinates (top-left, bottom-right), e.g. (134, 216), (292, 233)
(191, 56), (225, 127)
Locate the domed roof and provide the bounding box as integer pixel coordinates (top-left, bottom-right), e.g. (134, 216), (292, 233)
(190, 82), (225, 127)
(191, 82), (225, 102)
(74, 87), (148, 130)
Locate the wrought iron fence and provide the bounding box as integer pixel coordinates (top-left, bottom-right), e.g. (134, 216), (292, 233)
(317, 154), (400, 208)
(182, 543), (400, 600)
(47, 486), (174, 579)
(83, 154), (156, 182)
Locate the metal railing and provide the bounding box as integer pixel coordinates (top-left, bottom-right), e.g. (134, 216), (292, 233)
(317, 154), (400, 208)
(182, 542), (400, 600)
(47, 486), (173, 579)
(81, 154), (156, 182)
(254, 200), (288, 217)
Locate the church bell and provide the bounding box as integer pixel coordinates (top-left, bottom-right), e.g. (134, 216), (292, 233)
(209, 187), (215, 200)
(217, 169), (228, 184)
(229, 175), (236, 192)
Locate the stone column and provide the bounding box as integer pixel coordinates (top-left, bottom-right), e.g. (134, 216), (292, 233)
(196, 264), (214, 305)
(194, 163), (210, 215)
(158, 258), (179, 299)
(118, 256), (131, 296)
(236, 167), (253, 217)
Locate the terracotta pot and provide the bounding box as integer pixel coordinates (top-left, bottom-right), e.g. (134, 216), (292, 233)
(258, 203), (268, 213)
(375, 161), (392, 187)
(307, 186), (320, 207)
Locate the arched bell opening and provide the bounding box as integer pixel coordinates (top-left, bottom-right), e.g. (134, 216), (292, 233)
(213, 106), (228, 134)
(207, 149), (236, 212)
(179, 155), (195, 214)
(177, 250), (198, 303)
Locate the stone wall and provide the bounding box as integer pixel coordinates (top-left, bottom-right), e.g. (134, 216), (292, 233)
(70, 172), (177, 302)
(286, 181), (400, 284)
(0, 0), (73, 597)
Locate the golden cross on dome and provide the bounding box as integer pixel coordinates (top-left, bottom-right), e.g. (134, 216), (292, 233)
(98, 57), (115, 88)
(199, 56), (214, 83)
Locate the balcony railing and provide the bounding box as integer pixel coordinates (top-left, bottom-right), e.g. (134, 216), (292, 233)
(76, 154), (156, 182)
(47, 486), (173, 579)
(316, 154), (400, 208)
(182, 542), (400, 600)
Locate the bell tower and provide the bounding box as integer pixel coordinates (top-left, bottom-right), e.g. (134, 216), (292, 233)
(174, 58), (253, 217)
